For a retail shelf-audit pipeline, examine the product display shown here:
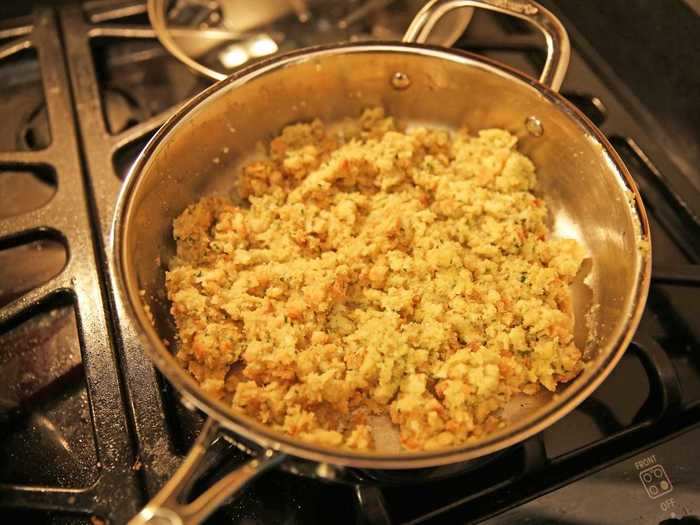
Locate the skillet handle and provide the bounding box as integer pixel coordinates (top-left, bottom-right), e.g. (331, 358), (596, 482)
(403, 0), (570, 92)
(128, 417), (284, 525)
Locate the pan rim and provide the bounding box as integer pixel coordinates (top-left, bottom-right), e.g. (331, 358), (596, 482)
(111, 41), (652, 469)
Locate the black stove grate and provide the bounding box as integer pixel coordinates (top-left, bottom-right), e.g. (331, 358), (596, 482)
(0, 2), (698, 524)
(0, 7), (141, 524)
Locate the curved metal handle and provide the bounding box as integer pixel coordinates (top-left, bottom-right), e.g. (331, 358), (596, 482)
(403, 0), (570, 91)
(128, 418), (284, 525)
(148, 0), (228, 82)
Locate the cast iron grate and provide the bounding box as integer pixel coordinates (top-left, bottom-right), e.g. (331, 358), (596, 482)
(0, 7), (141, 524)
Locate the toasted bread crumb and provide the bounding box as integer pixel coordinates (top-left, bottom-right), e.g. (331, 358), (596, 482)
(166, 108), (585, 451)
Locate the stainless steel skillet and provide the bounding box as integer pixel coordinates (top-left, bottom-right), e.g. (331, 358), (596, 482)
(111, 1), (651, 523)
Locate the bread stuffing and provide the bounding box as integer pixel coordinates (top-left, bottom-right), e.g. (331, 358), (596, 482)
(165, 108), (586, 451)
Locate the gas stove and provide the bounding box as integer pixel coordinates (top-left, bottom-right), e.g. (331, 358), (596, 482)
(0, 1), (699, 524)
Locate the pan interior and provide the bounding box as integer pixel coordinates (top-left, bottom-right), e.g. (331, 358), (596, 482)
(119, 45), (647, 463)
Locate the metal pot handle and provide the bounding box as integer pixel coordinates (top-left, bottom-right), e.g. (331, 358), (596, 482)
(403, 0), (570, 91)
(129, 417), (285, 525)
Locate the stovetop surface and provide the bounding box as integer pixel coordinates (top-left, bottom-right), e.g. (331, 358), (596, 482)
(0, 1), (698, 524)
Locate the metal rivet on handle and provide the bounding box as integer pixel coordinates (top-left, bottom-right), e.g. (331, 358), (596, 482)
(391, 72), (411, 90)
(525, 116), (544, 137)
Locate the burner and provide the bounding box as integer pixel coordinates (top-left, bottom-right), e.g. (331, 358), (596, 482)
(0, 48), (51, 152)
(92, 37), (206, 133)
(102, 86), (149, 134)
(112, 129), (156, 178)
(90, 34), (209, 178)
(18, 103), (51, 150)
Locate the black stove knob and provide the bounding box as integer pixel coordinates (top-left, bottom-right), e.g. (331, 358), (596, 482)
(659, 517), (700, 524)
